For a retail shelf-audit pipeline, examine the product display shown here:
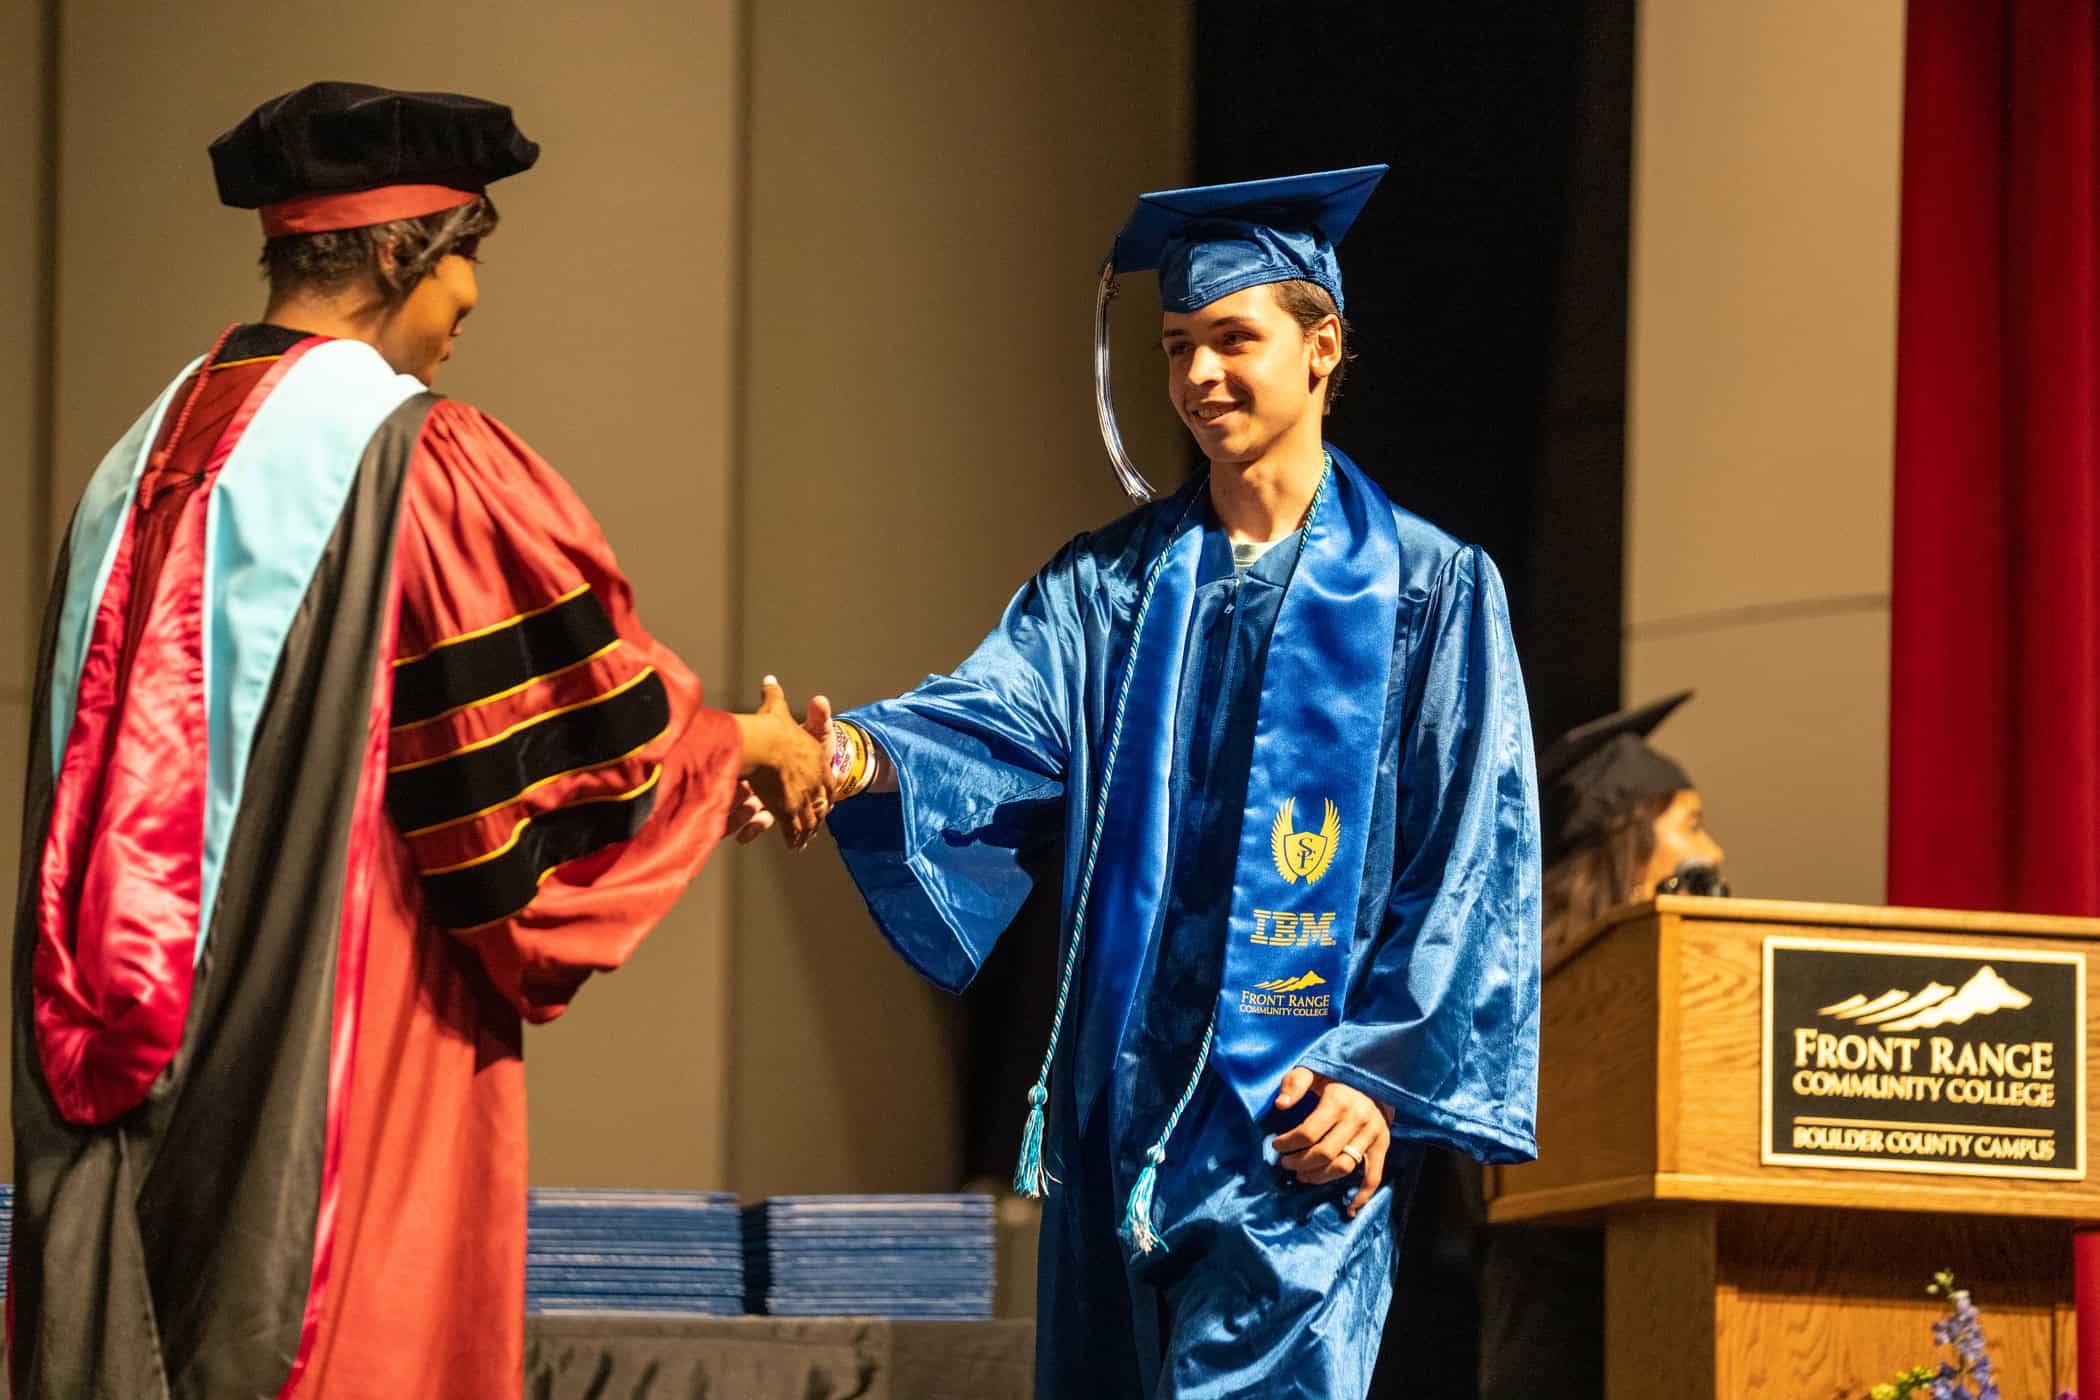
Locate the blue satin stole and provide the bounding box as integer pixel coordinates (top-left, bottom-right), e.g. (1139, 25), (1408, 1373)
(1079, 455), (1399, 1129)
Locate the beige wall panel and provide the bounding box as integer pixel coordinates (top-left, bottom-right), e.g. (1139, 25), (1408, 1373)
(0, 5), (45, 689)
(1624, 605), (1890, 907)
(734, 1), (1189, 1193)
(52, 2), (743, 1187)
(1626, 0), (1906, 627)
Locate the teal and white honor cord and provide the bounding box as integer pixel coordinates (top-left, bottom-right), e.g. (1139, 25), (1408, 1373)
(1014, 459), (1332, 1257)
(1011, 520), (1182, 1201)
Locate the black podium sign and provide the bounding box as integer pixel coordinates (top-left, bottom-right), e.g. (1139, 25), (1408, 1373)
(1761, 935), (2085, 1180)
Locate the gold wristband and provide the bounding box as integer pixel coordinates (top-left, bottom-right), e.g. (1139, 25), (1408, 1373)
(835, 720), (876, 800)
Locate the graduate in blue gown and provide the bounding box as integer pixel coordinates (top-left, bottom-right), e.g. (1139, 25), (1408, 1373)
(816, 166), (1542, 1398)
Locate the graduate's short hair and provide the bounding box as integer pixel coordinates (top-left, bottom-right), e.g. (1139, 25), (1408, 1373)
(1270, 279), (1353, 412)
(260, 195), (500, 301)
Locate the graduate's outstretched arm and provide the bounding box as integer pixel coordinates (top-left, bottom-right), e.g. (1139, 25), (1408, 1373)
(799, 555), (1081, 992)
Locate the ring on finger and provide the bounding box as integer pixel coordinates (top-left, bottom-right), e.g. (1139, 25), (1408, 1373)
(1337, 1141), (1367, 1168)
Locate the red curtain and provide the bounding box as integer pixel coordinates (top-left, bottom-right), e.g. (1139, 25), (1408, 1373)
(1889, 0), (2100, 916)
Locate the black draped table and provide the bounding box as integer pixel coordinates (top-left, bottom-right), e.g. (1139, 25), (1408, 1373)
(525, 1315), (1035, 1399)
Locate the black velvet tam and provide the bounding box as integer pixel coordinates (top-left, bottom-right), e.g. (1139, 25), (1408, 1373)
(210, 81), (539, 209)
(1539, 691), (1695, 866)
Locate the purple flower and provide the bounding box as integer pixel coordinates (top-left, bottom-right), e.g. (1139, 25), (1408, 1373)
(1889, 1272), (2017, 1400)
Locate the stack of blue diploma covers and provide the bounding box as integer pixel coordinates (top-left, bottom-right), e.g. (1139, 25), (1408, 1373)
(741, 1194), (995, 1319)
(525, 1188), (745, 1316)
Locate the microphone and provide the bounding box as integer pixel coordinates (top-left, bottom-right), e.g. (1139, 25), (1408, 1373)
(1656, 859), (1730, 898)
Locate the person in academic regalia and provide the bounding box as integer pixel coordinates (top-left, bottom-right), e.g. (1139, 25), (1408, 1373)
(1534, 690), (1728, 977)
(799, 167), (1542, 1398)
(1475, 691), (1726, 1400)
(8, 81), (829, 1400)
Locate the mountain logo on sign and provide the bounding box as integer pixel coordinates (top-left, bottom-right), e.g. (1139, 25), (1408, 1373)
(1818, 966), (2031, 1032)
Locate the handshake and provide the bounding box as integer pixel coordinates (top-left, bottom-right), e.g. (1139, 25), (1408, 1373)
(724, 675), (847, 850)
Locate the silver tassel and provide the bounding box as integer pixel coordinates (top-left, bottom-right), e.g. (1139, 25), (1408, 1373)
(1093, 261), (1158, 503)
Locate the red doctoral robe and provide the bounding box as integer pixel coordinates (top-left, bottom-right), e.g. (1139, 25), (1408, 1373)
(10, 324), (740, 1398)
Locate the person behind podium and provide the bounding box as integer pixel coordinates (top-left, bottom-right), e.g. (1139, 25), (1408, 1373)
(1535, 690), (1727, 976)
(1476, 691), (1726, 1400)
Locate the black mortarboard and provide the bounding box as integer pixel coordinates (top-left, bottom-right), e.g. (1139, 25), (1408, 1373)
(210, 81), (538, 236)
(1539, 692), (1695, 866)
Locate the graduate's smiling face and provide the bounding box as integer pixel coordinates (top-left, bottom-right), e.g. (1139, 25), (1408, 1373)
(1162, 284), (1340, 468)
(376, 249), (479, 386)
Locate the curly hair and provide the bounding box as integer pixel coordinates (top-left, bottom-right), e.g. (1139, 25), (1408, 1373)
(260, 195), (500, 301)
(1270, 279), (1354, 412)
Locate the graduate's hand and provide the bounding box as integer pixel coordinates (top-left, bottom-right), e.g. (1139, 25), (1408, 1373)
(727, 694), (834, 845)
(1270, 1068), (1397, 1218)
(733, 677), (833, 849)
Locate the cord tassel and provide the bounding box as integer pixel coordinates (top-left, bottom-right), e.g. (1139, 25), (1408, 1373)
(1013, 1084), (1051, 1198)
(1122, 1015), (1219, 1257)
(1120, 1145), (1167, 1254)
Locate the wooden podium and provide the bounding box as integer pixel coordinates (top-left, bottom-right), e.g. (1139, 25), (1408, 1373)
(1487, 897), (2097, 1399)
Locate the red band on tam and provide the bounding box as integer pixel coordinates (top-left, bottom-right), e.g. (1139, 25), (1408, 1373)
(260, 184), (479, 237)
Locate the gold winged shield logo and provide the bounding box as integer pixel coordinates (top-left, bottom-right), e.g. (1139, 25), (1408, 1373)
(1270, 797), (1341, 886)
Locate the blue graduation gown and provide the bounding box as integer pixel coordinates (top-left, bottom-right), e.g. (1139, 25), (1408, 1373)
(830, 464), (1540, 1399)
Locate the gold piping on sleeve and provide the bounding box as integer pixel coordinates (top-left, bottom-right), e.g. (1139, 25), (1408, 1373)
(393, 581), (594, 668)
(388, 666), (658, 775)
(419, 764), (664, 876)
(389, 637), (625, 735)
(397, 722), (671, 839)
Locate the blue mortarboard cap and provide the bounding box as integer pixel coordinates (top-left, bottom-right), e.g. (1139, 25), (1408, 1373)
(1109, 164), (1387, 314)
(1093, 164), (1388, 504)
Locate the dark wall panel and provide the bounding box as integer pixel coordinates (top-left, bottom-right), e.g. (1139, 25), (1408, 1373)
(1193, 0), (1631, 744)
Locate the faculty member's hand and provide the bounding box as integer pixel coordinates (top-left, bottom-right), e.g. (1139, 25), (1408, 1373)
(727, 692), (834, 845)
(731, 677), (832, 849)
(1271, 1067), (1397, 1218)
